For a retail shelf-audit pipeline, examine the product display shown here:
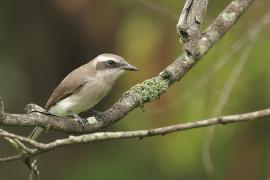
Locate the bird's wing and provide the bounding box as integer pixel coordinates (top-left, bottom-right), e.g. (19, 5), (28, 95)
(45, 65), (92, 110)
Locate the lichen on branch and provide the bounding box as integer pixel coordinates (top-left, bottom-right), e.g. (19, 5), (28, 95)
(124, 76), (169, 104)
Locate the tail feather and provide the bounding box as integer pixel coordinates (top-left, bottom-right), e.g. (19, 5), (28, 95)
(28, 127), (44, 140)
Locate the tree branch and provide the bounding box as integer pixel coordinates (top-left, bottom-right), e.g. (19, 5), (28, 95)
(0, 155), (22, 162)
(0, 0), (255, 134)
(177, 0), (208, 58)
(1, 108), (270, 162)
(181, 11), (270, 103)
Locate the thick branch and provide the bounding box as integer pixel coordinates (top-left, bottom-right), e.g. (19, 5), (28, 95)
(0, 0), (254, 133)
(1, 108), (270, 162)
(177, 0), (208, 58)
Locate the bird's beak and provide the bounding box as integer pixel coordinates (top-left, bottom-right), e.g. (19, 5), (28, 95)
(121, 63), (139, 71)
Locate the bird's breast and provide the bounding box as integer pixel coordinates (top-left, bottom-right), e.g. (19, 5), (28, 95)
(49, 77), (113, 116)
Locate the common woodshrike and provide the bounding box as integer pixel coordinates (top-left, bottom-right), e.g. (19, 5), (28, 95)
(29, 53), (138, 139)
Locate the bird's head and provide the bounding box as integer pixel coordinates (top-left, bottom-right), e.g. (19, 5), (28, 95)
(91, 53), (138, 83)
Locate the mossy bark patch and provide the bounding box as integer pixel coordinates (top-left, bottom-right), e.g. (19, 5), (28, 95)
(125, 77), (169, 104)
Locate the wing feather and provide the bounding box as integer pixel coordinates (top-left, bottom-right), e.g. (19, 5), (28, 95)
(45, 64), (92, 110)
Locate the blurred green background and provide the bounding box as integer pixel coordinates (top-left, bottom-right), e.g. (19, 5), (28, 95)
(0, 0), (270, 179)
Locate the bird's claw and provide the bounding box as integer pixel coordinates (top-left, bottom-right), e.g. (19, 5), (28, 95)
(89, 109), (106, 121)
(73, 114), (88, 126)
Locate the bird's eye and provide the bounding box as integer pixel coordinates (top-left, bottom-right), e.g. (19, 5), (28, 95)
(107, 60), (115, 66)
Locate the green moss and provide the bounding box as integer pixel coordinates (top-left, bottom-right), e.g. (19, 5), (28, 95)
(125, 76), (169, 105)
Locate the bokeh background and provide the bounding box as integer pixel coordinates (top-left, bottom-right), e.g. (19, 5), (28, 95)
(0, 0), (270, 179)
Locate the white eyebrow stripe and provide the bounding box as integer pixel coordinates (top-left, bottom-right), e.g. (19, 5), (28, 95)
(96, 54), (119, 63)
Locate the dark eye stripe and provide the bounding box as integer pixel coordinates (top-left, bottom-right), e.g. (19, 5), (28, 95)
(107, 60), (115, 66)
(96, 60), (121, 70)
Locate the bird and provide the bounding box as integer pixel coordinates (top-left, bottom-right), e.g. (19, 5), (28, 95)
(29, 53), (138, 140)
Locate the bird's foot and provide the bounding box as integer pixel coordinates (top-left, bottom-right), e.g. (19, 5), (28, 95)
(72, 114), (88, 126)
(89, 109), (106, 121)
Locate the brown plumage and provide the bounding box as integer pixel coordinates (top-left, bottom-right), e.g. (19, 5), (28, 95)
(29, 53), (138, 140)
(45, 63), (95, 110)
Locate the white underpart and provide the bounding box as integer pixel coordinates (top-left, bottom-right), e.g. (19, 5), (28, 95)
(49, 67), (124, 116)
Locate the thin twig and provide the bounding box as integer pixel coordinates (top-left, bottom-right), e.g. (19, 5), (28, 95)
(1, 108), (270, 162)
(0, 154), (22, 162)
(0, 129), (43, 150)
(28, 159), (40, 180)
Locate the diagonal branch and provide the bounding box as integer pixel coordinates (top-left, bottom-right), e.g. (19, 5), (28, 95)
(0, 0), (255, 134)
(181, 11), (270, 103)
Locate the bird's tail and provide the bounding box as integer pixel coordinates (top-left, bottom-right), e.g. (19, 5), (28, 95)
(28, 127), (44, 140)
